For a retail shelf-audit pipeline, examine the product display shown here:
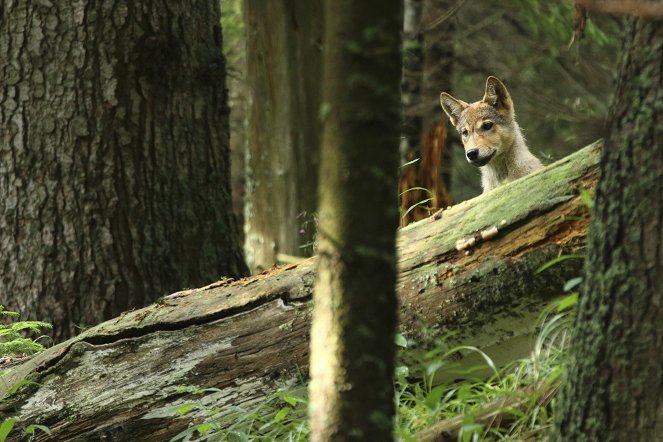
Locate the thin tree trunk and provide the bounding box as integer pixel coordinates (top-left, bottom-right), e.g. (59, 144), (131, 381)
(399, 0), (454, 226)
(551, 19), (663, 442)
(422, 0), (456, 191)
(401, 0), (424, 162)
(0, 142), (600, 441)
(0, 1), (247, 340)
(308, 1), (403, 440)
(243, 1), (323, 272)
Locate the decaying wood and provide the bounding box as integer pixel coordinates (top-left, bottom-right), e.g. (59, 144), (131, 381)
(0, 142), (601, 441)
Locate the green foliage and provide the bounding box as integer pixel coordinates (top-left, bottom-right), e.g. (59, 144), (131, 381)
(0, 306), (52, 356)
(0, 417), (50, 442)
(163, 388), (309, 441)
(161, 304), (574, 441)
(219, 0), (244, 70)
(400, 186), (435, 219)
(395, 306), (572, 441)
(0, 418), (15, 442)
(535, 254), (584, 274)
(578, 188), (594, 209)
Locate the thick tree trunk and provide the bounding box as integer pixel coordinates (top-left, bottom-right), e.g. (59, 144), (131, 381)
(308, 1), (402, 440)
(551, 19), (663, 442)
(0, 142), (600, 441)
(243, 1), (323, 272)
(0, 0), (247, 340)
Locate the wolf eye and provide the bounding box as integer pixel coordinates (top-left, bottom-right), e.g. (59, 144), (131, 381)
(461, 129), (468, 137)
(482, 121), (494, 131)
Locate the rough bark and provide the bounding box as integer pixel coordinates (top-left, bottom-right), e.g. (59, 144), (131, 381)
(550, 19), (663, 442)
(308, 1), (403, 440)
(243, 1), (323, 272)
(0, 0), (247, 340)
(0, 142), (601, 441)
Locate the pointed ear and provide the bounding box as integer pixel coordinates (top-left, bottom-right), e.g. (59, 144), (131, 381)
(482, 76), (513, 112)
(440, 93), (468, 127)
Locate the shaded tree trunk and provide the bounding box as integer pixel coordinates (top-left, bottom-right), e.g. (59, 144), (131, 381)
(243, 1), (323, 272)
(401, 0), (424, 161)
(551, 18), (663, 442)
(421, 0), (456, 196)
(0, 1), (247, 340)
(308, 1), (403, 440)
(399, 0), (454, 225)
(0, 142), (600, 441)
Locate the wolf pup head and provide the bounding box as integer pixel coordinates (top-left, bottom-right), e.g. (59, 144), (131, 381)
(440, 76), (517, 167)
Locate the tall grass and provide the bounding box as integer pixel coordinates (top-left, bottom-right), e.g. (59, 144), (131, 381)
(163, 298), (575, 441)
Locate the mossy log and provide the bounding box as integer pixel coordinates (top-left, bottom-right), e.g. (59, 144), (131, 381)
(0, 141), (601, 441)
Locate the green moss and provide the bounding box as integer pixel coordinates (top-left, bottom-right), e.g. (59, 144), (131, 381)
(409, 141), (601, 252)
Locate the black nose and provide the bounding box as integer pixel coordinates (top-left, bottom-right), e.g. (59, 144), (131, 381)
(466, 149), (479, 161)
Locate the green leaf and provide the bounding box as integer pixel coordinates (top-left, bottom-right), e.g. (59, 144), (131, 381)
(274, 407), (291, 423)
(24, 424), (51, 435)
(460, 423), (484, 442)
(563, 277), (582, 292)
(11, 321), (52, 333)
(281, 393), (305, 406)
(0, 306), (20, 317)
(579, 188), (594, 209)
(0, 418), (16, 442)
(426, 360), (444, 377)
(448, 345), (499, 377)
(5, 379), (38, 397)
(157, 402), (200, 418)
(395, 365), (410, 379)
(399, 157), (420, 168)
(557, 293), (579, 312)
(169, 423), (212, 442)
(176, 403), (197, 416)
(401, 198), (434, 219)
(535, 254), (584, 273)
(424, 384), (447, 410)
(399, 186), (433, 196)
(394, 333), (408, 348)
(195, 422), (213, 435)
(227, 430), (249, 442)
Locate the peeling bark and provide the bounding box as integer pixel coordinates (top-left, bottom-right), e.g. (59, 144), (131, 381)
(0, 142), (601, 441)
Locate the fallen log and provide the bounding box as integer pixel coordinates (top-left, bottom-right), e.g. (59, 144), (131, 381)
(0, 141), (601, 441)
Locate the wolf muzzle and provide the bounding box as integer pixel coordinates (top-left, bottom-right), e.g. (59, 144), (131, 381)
(466, 149), (496, 167)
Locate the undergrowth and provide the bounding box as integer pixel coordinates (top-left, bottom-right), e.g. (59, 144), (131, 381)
(162, 295), (576, 442)
(0, 305), (53, 441)
(0, 305), (52, 358)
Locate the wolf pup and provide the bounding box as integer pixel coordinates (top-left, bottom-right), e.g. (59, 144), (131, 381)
(440, 76), (542, 193)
